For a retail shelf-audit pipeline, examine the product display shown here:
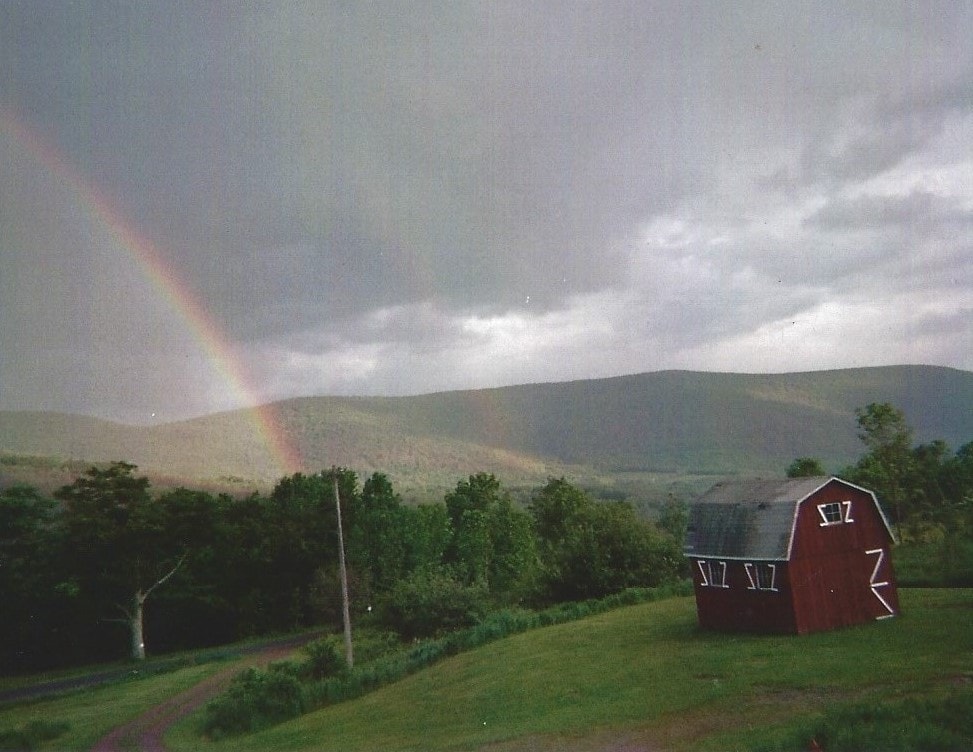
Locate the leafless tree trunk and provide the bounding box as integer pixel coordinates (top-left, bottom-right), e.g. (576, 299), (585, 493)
(115, 553), (187, 661)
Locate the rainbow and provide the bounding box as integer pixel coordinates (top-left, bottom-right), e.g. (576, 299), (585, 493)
(1, 106), (303, 477)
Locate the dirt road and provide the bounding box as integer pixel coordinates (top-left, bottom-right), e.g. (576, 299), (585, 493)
(89, 635), (318, 752)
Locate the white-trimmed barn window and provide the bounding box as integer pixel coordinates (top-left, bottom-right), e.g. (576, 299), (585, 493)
(744, 562), (778, 591)
(817, 500), (854, 526)
(697, 559), (729, 588)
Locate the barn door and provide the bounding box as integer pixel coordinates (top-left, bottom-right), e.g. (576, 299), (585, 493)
(865, 548), (895, 619)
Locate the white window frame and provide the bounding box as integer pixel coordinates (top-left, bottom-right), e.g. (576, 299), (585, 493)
(697, 559), (729, 588)
(817, 500), (854, 526)
(744, 562), (778, 592)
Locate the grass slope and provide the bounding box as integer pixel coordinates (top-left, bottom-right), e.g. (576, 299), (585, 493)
(0, 663), (220, 751)
(3, 366), (972, 494)
(0, 637), (319, 751)
(168, 589), (973, 752)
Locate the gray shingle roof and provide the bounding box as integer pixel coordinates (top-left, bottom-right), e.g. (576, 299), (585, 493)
(684, 477), (833, 561)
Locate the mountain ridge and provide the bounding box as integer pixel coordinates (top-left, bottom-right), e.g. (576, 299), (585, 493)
(2, 365), (971, 496)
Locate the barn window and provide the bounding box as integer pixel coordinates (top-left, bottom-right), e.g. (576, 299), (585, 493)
(697, 559), (729, 588)
(817, 500), (854, 526)
(744, 562), (778, 591)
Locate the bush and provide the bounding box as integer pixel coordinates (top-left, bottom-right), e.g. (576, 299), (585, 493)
(379, 567), (489, 639)
(346, 627), (402, 663)
(302, 636), (347, 679)
(202, 664), (308, 738)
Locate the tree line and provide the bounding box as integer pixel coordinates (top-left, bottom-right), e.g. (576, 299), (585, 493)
(0, 468), (683, 673)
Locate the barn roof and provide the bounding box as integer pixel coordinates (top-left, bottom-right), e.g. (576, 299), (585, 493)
(683, 476), (870, 561)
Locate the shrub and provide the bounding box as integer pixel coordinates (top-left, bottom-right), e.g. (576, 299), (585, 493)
(302, 636), (347, 679)
(202, 664), (308, 738)
(379, 567), (489, 639)
(348, 627), (402, 663)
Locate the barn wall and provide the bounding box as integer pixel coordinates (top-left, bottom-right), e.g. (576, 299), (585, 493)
(689, 557), (797, 633)
(789, 484), (899, 633)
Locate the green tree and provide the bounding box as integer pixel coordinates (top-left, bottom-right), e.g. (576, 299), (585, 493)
(444, 473), (538, 599)
(926, 442), (973, 584)
(911, 440), (951, 515)
(444, 473), (504, 585)
(402, 502), (451, 572)
(529, 478), (680, 602)
(55, 463), (186, 660)
(380, 566), (488, 639)
(452, 507), (493, 586)
(351, 473), (410, 599)
(847, 403), (916, 526)
(529, 477), (587, 549)
(0, 485), (62, 669)
(266, 469), (360, 629)
(217, 490), (300, 637)
(787, 457), (826, 478)
(150, 488), (234, 650)
(657, 497), (689, 544)
(943, 442), (973, 506)
(484, 495), (538, 602)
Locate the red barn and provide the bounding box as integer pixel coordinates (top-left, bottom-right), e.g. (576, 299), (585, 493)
(684, 477), (898, 634)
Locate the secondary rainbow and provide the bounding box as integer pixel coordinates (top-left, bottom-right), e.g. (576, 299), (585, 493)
(1, 107), (303, 477)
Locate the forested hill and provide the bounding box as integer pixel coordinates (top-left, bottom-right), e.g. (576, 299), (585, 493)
(2, 365), (972, 492)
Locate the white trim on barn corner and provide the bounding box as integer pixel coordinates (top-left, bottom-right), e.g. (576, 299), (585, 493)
(832, 477), (897, 543)
(866, 548), (896, 618)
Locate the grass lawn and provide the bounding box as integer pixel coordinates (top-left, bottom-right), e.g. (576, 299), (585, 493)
(0, 662), (220, 751)
(167, 588), (973, 752)
(0, 635), (316, 751)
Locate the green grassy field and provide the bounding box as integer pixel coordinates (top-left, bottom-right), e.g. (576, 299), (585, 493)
(164, 589), (972, 752)
(0, 662), (220, 750)
(0, 637), (317, 751)
(2, 590), (969, 751)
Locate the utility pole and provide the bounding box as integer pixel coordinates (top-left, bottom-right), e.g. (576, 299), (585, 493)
(332, 467), (354, 668)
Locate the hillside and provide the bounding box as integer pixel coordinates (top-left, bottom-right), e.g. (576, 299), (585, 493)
(163, 589), (972, 752)
(2, 365), (971, 495)
(3, 590), (970, 751)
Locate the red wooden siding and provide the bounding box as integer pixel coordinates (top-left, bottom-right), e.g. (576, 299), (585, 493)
(691, 559), (797, 633)
(788, 483), (898, 634)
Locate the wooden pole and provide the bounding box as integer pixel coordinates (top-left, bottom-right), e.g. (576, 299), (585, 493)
(332, 467), (354, 668)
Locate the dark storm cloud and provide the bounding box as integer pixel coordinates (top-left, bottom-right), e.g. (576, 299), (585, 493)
(4, 2), (708, 340)
(2, 1), (972, 419)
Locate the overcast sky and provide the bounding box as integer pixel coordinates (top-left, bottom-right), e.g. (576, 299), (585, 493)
(2, 2), (971, 424)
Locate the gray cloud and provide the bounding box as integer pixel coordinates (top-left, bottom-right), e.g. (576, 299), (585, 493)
(2, 1), (972, 421)
(807, 191), (972, 232)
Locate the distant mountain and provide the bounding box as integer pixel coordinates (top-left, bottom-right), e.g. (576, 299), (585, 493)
(2, 366), (971, 496)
